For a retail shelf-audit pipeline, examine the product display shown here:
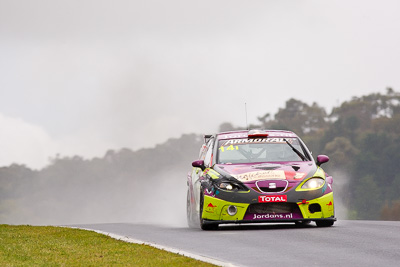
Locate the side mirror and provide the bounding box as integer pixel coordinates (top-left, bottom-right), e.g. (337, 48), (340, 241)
(192, 160), (205, 171)
(316, 155), (329, 166)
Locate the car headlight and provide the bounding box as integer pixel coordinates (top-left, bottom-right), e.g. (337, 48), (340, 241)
(216, 181), (248, 191)
(301, 178), (325, 189)
(218, 182), (234, 190)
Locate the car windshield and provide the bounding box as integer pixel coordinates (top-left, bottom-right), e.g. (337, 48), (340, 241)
(217, 137), (307, 164)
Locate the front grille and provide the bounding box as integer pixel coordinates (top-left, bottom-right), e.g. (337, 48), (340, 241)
(256, 180), (288, 193)
(247, 203), (300, 214)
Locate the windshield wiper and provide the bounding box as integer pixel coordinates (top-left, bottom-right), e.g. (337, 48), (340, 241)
(283, 139), (307, 161)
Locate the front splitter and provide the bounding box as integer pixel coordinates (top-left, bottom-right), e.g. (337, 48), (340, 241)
(202, 216), (337, 225)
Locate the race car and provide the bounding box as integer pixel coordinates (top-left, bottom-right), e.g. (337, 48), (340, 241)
(186, 129), (335, 230)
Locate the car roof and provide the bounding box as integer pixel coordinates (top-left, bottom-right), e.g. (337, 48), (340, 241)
(215, 129), (298, 140)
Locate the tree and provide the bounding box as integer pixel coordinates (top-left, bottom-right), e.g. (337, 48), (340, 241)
(323, 137), (358, 171)
(330, 90), (400, 133)
(219, 122), (236, 132)
(274, 99), (327, 135)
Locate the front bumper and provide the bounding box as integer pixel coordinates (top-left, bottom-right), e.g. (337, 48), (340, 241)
(202, 192), (335, 224)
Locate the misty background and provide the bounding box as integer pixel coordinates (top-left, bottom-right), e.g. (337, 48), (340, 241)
(1, 1), (400, 226)
(2, 90), (400, 226)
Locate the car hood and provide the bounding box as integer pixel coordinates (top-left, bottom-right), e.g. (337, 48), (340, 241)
(214, 162), (317, 183)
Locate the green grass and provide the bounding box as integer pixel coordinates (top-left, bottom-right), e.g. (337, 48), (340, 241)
(0, 225), (216, 266)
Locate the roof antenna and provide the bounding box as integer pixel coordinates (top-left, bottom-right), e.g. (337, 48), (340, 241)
(245, 102), (249, 130)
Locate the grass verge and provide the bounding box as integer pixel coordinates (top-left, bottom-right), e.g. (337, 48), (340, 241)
(0, 225), (216, 266)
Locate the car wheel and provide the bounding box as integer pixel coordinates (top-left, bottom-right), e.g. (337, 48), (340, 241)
(199, 187), (218, 230)
(315, 220), (334, 227)
(186, 190), (197, 228)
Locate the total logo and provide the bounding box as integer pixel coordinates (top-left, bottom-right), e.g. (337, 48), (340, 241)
(258, 195), (287, 203)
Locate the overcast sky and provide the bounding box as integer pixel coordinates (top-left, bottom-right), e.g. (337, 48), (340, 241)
(1, 0), (399, 169)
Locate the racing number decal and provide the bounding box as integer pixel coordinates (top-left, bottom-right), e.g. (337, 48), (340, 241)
(219, 145), (238, 152)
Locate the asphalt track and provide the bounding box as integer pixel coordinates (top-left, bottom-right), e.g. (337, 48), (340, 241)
(72, 220), (400, 267)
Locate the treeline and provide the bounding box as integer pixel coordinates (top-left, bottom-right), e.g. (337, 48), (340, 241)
(1, 89), (400, 224)
(0, 134), (202, 225)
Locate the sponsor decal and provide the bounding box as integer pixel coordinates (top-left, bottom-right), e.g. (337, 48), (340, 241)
(298, 199), (309, 205)
(205, 203), (217, 213)
(271, 132), (296, 137)
(258, 195), (287, 203)
(327, 201), (333, 211)
(252, 213), (293, 219)
(204, 168), (220, 179)
(221, 133), (248, 139)
(221, 132), (295, 140)
(222, 138), (294, 146)
(236, 170), (286, 181)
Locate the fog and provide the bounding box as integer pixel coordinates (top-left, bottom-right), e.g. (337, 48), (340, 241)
(0, 140), (349, 227)
(1, 0), (398, 226)
(1, 169), (349, 227)
(2, 170), (188, 227)
(330, 171), (350, 220)
(2, 0), (400, 168)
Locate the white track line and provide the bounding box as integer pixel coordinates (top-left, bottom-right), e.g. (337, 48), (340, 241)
(67, 227), (236, 267)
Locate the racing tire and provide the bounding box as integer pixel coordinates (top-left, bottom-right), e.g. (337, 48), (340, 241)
(315, 220), (334, 227)
(199, 187), (218, 230)
(187, 190), (198, 228)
